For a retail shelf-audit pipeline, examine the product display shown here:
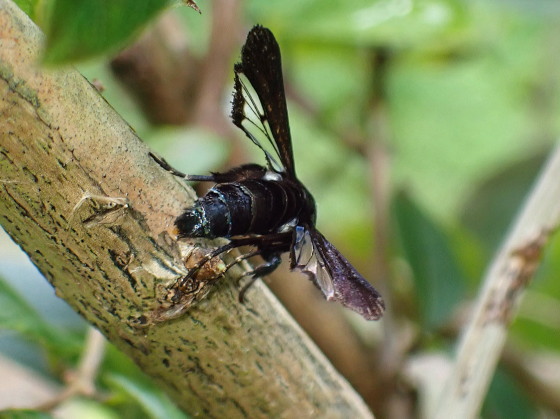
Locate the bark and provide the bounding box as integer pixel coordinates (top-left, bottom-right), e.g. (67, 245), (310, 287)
(0, 1), (373, 417)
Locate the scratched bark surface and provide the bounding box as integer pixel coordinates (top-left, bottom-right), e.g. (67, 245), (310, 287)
(0, 1), (373, 418)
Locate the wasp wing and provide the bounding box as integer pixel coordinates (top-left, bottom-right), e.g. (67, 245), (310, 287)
(231, 25), (296, 177)
(290, 226), (385, 321)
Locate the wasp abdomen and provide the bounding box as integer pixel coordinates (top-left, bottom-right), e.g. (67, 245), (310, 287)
(176, 178), (306, 239)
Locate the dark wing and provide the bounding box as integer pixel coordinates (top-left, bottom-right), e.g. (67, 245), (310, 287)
(290, 226), (385, 321)
(231, 25), (296, 177)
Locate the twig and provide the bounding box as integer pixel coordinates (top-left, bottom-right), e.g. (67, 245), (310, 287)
(39, 328), (106, 411)
(502, 342), (560, 415)
(192, 0), (242, 136)
(433, 144), (560, 418)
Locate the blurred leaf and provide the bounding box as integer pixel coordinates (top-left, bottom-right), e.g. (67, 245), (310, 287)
(106, 374), (188, 419)
(482, 367), (536, 419)
(0, 276), (79, 355)
(512, 315), (560, 352)
(248, 0), (468, 48)
(54, 398), (120, 419)
(40, 0), (175, 64)
(13, 0), (38, 19)
(0, 411), (54, 419)
(291, 44), (367, 121)
(535, 232), (560, 298)
(0, 275), (55, 338)
(447, 225), (486, 289)
(393, 191), (466, 328)
(461, 151), (546, 254)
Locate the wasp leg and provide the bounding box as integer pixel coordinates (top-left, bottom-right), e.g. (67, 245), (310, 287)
(208, 247), (282, 302)
(176, 234), (289, 302)
(149, 152), (187, 177)
(238, 253), (282, 303)
(223, 249), (262, 277)
(149, 152), (217, 182)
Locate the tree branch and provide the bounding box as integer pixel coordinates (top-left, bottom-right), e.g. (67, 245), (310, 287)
(0, 1), (373, 417)
(434, 144), (560, 418)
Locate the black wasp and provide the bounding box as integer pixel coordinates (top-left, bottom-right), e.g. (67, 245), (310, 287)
(154, 25), (384, 321)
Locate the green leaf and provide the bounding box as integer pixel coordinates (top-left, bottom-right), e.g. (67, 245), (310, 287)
(13, 0), (38, 19)
(0, 410), (55, 419)
(393, 191), (466, 328)
(40, 0), (175, 64)
(0, 275), (53, 338)
(106, 374), (188, 419)
(461, 151), (545, 254)
(482, 367), (535, 418)
(0, 276), (79, 354)
(247, 0), (468, 48)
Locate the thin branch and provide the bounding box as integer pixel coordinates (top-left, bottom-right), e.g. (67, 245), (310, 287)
(365, 47), (404, 417)
(39, 328), (107, 410)
(191, 0), (242, 135)
(502, 342), (560, 415)
(433, 144), (560, 418)
(110, 12), (197, 125)
(0, 1), (374, 417)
